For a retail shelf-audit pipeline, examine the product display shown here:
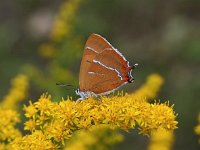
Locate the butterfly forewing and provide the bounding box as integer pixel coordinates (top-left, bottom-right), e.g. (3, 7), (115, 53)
(85, 34), (113, 53)
(79, 33), (113, 92)
(79, 34), (131, 95)
(94, 49), (130, 77)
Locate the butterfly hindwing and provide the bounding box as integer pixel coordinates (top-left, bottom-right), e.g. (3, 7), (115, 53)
(78, 33), (133, 96)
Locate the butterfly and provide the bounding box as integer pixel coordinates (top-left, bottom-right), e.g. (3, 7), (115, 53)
(76, 33), (138, 100)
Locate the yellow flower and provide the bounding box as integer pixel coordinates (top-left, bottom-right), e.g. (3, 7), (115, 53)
(27, 94), (55, 127)
(34, 94), (53, 116)
(10, 131), (57, 150)
(0, 109), (21, 142)
(131, 74), (164, 101)
(10, 73), (177, 149)
(0, 143), (6, 150)
(44, 120), (72, 143)
(195, 124), (200, 135)
(50, 0), (82, 42)
(38, 43), (57, 59)
(24, 119), (36, 132)
(24, 101), (37, 118)
(148, 128), (174, 150)
(194, 113), (200, 143)
(0, 74), (29, 148)
(64, 125), (123, 150)
(0, 74), (29, 110)
(38, 0), (83, 59)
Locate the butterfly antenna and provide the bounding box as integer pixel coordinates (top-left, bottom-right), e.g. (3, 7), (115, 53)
(56, 82), (77, 90)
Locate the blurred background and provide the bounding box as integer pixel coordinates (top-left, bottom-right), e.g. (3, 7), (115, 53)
(0, 0), (199, 149)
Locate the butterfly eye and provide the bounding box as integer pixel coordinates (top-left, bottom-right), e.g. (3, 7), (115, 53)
(75, 89), (79, 94)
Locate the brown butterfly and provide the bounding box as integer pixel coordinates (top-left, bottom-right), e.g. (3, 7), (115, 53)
(76, 33), (138, 100)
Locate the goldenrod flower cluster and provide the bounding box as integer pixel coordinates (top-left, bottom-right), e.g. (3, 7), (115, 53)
(0, 109), (21, 149)
(132, 74), (164, 101)
(39, 0), (82, 59)
(8, 74), (177, 149)
(0, 74), (29, 149)
(50, 0), (81, 42)
(1, 74), (29, 109)
(148, 128), (174, 150)
(194, 113), (200, 143)
(11, 131), (57, 150)
(64, 125), (123, 150)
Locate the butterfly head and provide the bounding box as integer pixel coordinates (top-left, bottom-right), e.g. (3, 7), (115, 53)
(75, 89), (88, 100)
(127, 63), (138, 83)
